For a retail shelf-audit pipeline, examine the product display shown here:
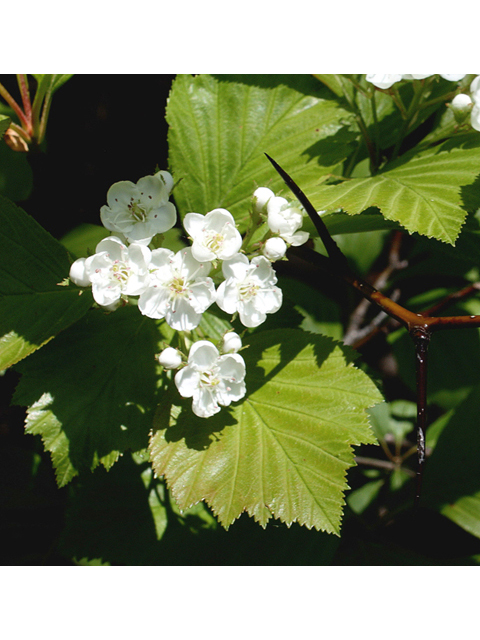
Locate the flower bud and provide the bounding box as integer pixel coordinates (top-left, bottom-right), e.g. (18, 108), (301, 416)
(253, 187), (274, 212)
(450, 93), (473, 124)
(222, 332), (242, 354)
(69, 258), (91, 287)
(263, 236), (287, 261)
(158, 347), (182, 370)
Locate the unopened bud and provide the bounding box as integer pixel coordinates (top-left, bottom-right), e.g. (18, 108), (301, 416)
(158, 347), (182, 369)
(450, 93), (473, 123)
(222, 332), (242, 354)
(253, 187), (274, 212)
(263, 236), (287, 261)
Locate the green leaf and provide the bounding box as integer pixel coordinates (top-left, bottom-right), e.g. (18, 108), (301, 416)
(13, 307), (161, 486)
(308, 137), (480, 244)
(150, 329), (382, 535)
(423, 383), (480, 539)
(0, 196), (93, 369)
(0, 114), (10, 138)
(31, 74), (73, 96)
(167, 74), (357, 232)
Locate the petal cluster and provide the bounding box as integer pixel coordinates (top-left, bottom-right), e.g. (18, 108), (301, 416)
(216, 254), (282, 327)
(138, 247), (216, 330)
(100, 172), (177, 244)
(70, 236), (151, 307)
(366, 74), (466, 89)
(175, 340), (246, 418)
(184, 209), (242, 261)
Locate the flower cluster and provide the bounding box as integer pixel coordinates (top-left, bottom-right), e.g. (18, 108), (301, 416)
(69, 169), (308, 417)
(366, 74), (466, 90)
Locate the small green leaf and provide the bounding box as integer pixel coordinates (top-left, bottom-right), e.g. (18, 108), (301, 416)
(13, 307), (161, 486)
(0, 114), (10, 138)
(0, 196), (93, 369)
(167, 74), (357, 232)
(150, 329), (382, 535)
(309, 137), (480, 244)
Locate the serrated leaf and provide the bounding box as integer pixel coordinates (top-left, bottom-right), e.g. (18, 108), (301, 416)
(150, 329), (382, 535)
(0, 196), (93, 369)
(309, 138), (480, 244)
(167, 74), (357, 232)
(13, 307), (161, 486)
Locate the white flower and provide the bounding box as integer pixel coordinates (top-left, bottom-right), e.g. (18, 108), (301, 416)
(70, 236), (151, 307)
(266, 196), (309, 246)
(366, 74), (403, 89)
(263, 236), (287, 261)
(466, 76), (480, 131)
(100, 173), (177, 244)
(367, 74), (466, 89)
(175, 340), (246, 418)
(253, 187), (275, 212)
(158, 347), (182, 370)
(183, 208), (242, 262)
(222, 332), (242, 354)
(216, 254), (282, 328)
(138, 247), (216, 330)
(440, 74), (466, 82)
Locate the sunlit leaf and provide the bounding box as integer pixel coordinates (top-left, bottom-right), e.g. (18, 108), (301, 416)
(167, 74), (357, 232)
(150, 329), (382, 535)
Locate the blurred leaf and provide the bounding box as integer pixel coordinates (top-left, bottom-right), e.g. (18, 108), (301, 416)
(423, 383), (480, 539)
(0, 139), (33, 201)
(0, 196), (93, 369)
(150, 329), (382, 535)
(167, 74), (357, 232)
(0, 114), (10, 137)
(13, 307), (162, 486)
(32, 74), (73, 96)
(60, 223), (109, 259)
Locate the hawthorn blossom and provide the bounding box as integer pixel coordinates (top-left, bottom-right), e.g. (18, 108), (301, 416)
(183, 208), (242, 262)
(69, 236), (151, 307)
(175, 340), (246, 418)
(367, 74), (466, 89)
(158, 347), (183, 370)
(266, 196), (309, 246)
(100, 173), (177, 244)
(470, 76), (480, 131)
(216, 254), (282, 328)
(137, 247), (216, 330)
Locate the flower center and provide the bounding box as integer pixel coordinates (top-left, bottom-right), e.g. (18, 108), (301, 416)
(199, 366), (221, 388)
(169, 276), (189, 298)
(128, 199), (147, 222)
(110, 260), (131, 285)
(238, 278), (259, 301)
(204, 230), (225, 254)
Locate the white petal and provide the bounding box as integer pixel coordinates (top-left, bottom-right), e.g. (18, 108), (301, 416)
(175, 366), (200, 398)
(69, 258), (90, 287)
(184, 212), (206, 238)
(189, 341), (220, 369)
(192, 387), (221, 418)
(216, 281), (238, 314)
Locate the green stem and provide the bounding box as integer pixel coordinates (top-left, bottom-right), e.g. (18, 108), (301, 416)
(16, 75), (33, 135)
(0, 80), (30, 132)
